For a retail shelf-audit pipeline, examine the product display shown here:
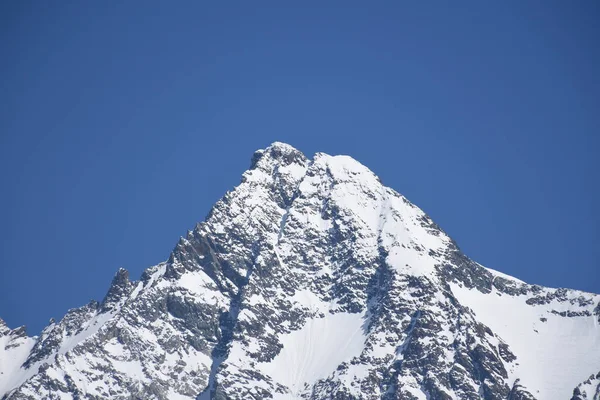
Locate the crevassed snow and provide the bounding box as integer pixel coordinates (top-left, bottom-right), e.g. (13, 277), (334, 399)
(450, 282), (600, 400)
(258, 311), (367, 398)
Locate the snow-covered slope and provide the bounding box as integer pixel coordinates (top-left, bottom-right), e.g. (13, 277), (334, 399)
(0, 320), (36, 397)
(1, 142), (598, 400)
(451, 282), (599, 399)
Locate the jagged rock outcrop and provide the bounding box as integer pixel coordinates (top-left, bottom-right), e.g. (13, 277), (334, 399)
(571, 372), (600, 400)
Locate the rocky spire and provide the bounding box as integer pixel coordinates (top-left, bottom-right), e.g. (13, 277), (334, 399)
(0, 317), (8, 335)
(101, 267), (133, 311)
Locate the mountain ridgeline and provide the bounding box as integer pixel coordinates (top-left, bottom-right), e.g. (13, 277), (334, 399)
(1, 143), (598, 400)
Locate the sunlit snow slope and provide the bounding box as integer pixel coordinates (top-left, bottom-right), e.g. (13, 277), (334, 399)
(1, 142), (598, 400)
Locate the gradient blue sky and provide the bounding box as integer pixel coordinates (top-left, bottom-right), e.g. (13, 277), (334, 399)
(1, 2), (598, 334)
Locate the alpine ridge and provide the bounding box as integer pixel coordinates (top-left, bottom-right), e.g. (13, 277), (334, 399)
(1, 142), (598, 400)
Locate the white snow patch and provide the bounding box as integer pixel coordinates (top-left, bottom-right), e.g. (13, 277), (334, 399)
(450, 283), (600, 400)
(0, 334), (36, 396)
(258, 311), (367, 398)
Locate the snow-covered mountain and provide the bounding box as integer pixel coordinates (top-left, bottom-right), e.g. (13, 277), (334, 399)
(1, 142), (598, 400)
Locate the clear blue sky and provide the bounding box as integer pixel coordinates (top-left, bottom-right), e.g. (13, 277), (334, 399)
(1, 2), (598, 334)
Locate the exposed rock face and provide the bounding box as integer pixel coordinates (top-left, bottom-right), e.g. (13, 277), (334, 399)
(1, 143), (598, 400)
(570, 372), (600, 400)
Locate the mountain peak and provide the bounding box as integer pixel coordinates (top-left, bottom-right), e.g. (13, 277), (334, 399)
(100, 267), (132, 310)
(249, 141), (308, 171)
(1, 144), (599, 400)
